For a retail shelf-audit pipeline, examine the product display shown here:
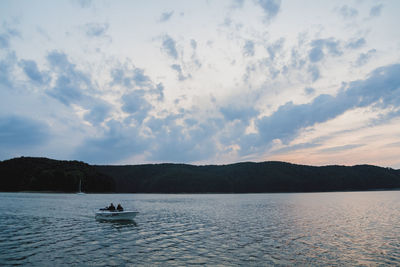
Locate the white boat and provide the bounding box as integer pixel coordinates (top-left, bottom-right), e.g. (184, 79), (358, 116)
(95, 210), (139, 221)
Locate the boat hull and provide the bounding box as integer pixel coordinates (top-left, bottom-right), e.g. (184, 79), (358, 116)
(95, 211), (138, 221)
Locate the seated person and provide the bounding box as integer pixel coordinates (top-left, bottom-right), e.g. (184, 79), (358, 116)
(108, 203), (116, 211)
(117, 204), (123, 211)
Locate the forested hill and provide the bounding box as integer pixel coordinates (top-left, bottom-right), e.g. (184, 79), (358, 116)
(1, 157), (400, 193)
(95, 161), (400, 193)
(0, 157), (115, 192)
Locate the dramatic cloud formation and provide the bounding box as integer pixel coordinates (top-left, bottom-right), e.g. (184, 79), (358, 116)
(0, 0), (399, 168)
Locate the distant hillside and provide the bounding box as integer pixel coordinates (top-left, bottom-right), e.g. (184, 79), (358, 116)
(1, 157), (400, 193)
(0, 157), (115, 192)
(95, 161), (400, 193)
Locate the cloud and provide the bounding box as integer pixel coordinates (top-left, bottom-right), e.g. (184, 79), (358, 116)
(231, 0), (244, 9)
(337, 5), (358, 18)
(346, 38), (366, 49)
(111, 67), (151, 88)
(74, 114), (219, 163)
(0, 25), (20, 49)
(304, 87), (315, 95)
(73, 120), (148, 164)
(239, 63), (400, 155)
(267, 38), (284, 61)
(121, 90), (152, 124)
(369, 4), (383, 17)
(159, 11), (174, 22)
(256, 0), (281, 20)
(308, 47), (324, 62)
(83, 101), (111, 125)
(308, 38), (342, 63)
(110, 64), (164, 100)
(0, 115), (49, 148)
(319, 144), (364, 153)
(171, 64), (189, 81)
(85, 23), (109, 37)
(132, 68), (151, 86)
(19, 60), (49, 85)
(147, 118), (219, 162)
(75, 0), (92, 8)
(243, 40), (255, 57)
(308, 65), (320, 82)
(355, 49), (376, 67)
(220, 105), (258, 122)
(0, 52), (17, 88)
(0, 34), (9, 49)
(190, 39), (197, 50)
(46, 51), (92, 106)
(44, 51), (113, 125)
(161, 35), (178, 60)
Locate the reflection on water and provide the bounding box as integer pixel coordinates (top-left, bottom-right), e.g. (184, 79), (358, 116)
(0, 191), (399, 265)
(96, 219), (138, 227)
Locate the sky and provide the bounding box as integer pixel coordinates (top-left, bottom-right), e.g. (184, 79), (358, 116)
(0, 0), (400, 167)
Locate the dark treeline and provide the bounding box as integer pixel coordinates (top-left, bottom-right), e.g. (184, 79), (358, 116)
(1, 157), (400, 193)
(95, 161), (400, 193)
(0, 157), (115, 192)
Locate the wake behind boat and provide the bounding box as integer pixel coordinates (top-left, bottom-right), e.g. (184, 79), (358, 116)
(95, 210), (138, 221)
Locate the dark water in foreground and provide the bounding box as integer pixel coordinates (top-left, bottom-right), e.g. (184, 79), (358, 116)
(0, 192), (399, 266)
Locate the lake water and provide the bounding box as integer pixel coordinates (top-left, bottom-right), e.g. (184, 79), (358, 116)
(0, 191), (399, 266)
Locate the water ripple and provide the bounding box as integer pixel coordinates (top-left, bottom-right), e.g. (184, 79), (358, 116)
(0, 192), (400, 266)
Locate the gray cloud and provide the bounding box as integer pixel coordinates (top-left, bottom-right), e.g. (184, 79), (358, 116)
(0, 34), (9, 49)
(370, 4), (383, 17)
(171, 64), (189, 81)
(257, 0), (281, 19)
(162, 35), (178, 60)
(220, 105), (258, 122)
(159, 11), (174, 22)
(243, 40), (255, 57)
(121, 90), (152, 124)
(239, 63), (400, 155)
(309, 38), (342, 63)
(190, 39), (197, 50)
(83, 101), (111, 125)
(75, 0), (92, 8)
(231, 0), (244, 9)
(110, 65), (164, 100)
(337, 5), (358, 18)
(346, 38), (366, 49)
(85, 23), (109, 37)
(355, 49), (376, 67)
(308, 65), (320, 82)
(147, 118), (219, 162)
(304, 87), (315, 95)
(45, 51), (112, 125)
(267, 38), (284, 61)
(19, 60), (49, 85)
(0, 25), (20, 49)
(0, 115), (49, 149)
(73, 120), (148, 164)
(0, 52), (17, 88)
(46, 51), (90, 106)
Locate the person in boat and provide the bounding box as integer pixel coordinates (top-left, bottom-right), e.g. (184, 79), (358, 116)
(107, 203), (116, 211)
(117, 204), (123, 211)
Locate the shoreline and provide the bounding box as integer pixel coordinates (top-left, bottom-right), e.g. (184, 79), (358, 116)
(1, 188), (400, 194)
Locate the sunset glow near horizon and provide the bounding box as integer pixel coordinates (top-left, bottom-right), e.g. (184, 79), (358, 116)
(1, 0), (400, 167)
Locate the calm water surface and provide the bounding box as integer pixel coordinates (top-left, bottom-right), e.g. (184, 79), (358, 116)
(0, 191), (399, 266)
